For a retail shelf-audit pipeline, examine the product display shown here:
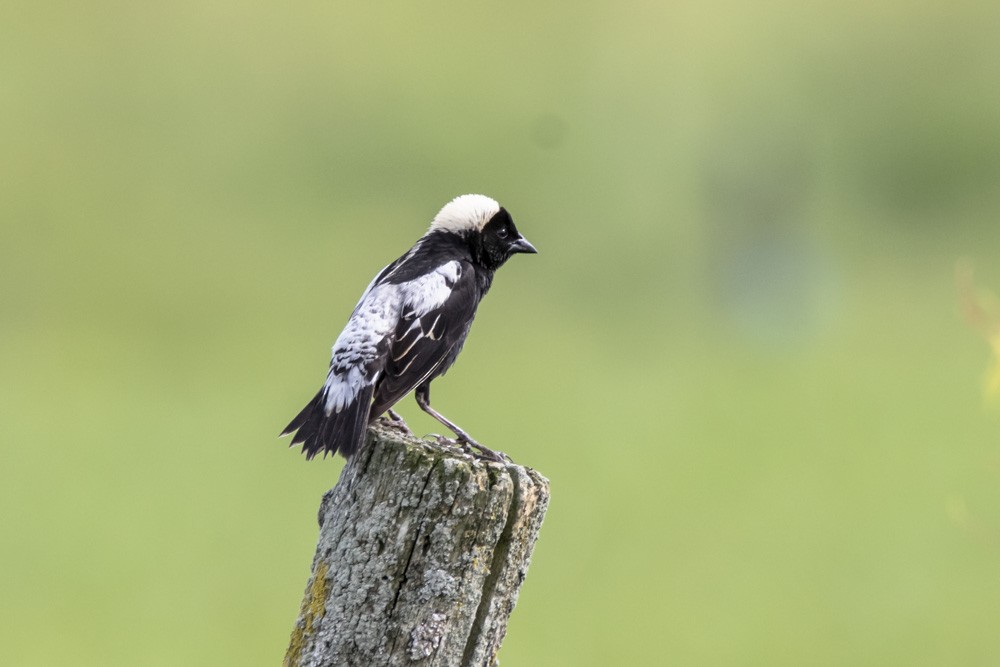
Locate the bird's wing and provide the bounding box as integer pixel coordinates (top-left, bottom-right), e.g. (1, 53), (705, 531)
(369, 260), (477, 417)
(282, 274), (398, 458)
(282, 251), (417, 458)
(321, 284), (398, 416)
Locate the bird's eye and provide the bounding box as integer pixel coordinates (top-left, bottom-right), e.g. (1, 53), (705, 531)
(497, 225), (510, 239)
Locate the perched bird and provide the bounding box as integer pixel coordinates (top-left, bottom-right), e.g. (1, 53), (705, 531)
(281, 194), (536, 461)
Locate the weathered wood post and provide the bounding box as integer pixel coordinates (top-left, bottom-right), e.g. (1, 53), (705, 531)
(284, 423), (550, 667)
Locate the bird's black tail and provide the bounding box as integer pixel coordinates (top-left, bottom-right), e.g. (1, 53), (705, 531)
(281, 385), (374, 460)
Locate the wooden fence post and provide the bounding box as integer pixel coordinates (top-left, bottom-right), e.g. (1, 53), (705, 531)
(284, 423), (550, 667)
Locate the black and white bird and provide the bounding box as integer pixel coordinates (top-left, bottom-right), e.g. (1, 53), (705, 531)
(281, 194), (536, 461)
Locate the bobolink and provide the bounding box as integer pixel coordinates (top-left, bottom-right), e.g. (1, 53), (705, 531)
(282, 194), (536, 461)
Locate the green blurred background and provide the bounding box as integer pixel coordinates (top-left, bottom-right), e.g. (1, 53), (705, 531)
(4, 1), (1000, 664)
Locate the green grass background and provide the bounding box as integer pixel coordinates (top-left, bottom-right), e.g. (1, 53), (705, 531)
(4, 1), (1000, 664)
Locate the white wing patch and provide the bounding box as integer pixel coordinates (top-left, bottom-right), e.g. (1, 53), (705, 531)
(323, 283), (400, 414)
(322, 261), (461, 415)
(401, 261), (460, 318)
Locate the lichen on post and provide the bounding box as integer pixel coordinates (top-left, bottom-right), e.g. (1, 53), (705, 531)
(284, 423), (549, 667)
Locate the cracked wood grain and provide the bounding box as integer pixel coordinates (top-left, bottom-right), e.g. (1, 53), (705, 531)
(284, 423), (549, 667)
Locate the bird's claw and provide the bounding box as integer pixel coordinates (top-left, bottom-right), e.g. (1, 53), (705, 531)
(455, 435), (511, 464)
(378, 411), (412, 435)
(423, 433), (510, 463)
(424, 433), (465, 453)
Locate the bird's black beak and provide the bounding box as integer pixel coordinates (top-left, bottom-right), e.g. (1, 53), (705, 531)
(510, 235), (538, 254)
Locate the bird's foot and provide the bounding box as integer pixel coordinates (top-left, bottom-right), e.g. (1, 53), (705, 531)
(425, 433), (468, 455)
(422, 432), (510, 464)
(378, 410), (412, 435)
(456, 435), (512, 464)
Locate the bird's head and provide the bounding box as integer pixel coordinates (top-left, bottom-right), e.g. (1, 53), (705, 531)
(429, 194), (537, 271)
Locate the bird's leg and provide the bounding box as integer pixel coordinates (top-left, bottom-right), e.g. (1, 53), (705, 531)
(414, 384), (510, 463)
(414, 384), (479, 444)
